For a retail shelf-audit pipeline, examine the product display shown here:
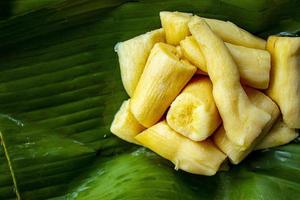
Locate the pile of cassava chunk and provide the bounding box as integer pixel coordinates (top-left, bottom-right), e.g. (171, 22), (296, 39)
(110, 11), (300, 176)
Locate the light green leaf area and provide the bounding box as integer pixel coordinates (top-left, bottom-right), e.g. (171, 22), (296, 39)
(66, 148), (214, 200)
(0, 0), (299, 199)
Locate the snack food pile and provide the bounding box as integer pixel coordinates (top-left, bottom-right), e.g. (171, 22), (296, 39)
(110, 11), (300, 175)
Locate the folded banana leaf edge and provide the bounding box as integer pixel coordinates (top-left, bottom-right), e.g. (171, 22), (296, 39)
(0, 0), (300, 199)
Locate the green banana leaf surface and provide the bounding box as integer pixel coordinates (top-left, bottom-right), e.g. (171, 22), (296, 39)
(0, 0), (299, 199)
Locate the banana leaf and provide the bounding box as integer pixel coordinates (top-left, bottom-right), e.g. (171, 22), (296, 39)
(11, 0), (65, 15)
(0, 115), (98, 199)
(0, 0), (299, 199)
(64, 143), (300, 200)
(64, 148), (217, 200)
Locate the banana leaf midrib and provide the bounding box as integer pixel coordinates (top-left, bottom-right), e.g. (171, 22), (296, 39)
(1, 135), (21, 199)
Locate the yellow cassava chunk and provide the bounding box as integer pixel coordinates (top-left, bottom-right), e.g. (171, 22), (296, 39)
(180, 36), (270, 89)
(180, 36), (206, 70)
(131, 43), (196, 127)
(255, 118), (298, 150)
(266, 36), (300, 128)
(110, 99), (145, 144)
(159, 12), (266, 49)
(226, 43), (270, 88)
(189, 19), (271, 149)
(201, 17), (266, 49)
(135, 121), (226, 175)
(167, 76), (221, 141)
(116, 29), (165, 96)
(160, 11), (192, 45)
(213, 88), (280, 164)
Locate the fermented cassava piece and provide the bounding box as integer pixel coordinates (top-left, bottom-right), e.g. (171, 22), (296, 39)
(167, 77), (221, 141)
(135, 121), (226, 175)
(110, 100), (145, 144)
(266, 36), (300, 128)
(213, 88), (279, 164)
(131, 43), (196, 127)
(160, 11), (192, 45)
(159, 11), (266, 49)
(116, 29), (165, 96)
(180, 36), (270, 89)
(201, 17), (266, 49)
(189, 18), (271, 149)
(180, 36), (206, 70)
(255, 118), (298, 150)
